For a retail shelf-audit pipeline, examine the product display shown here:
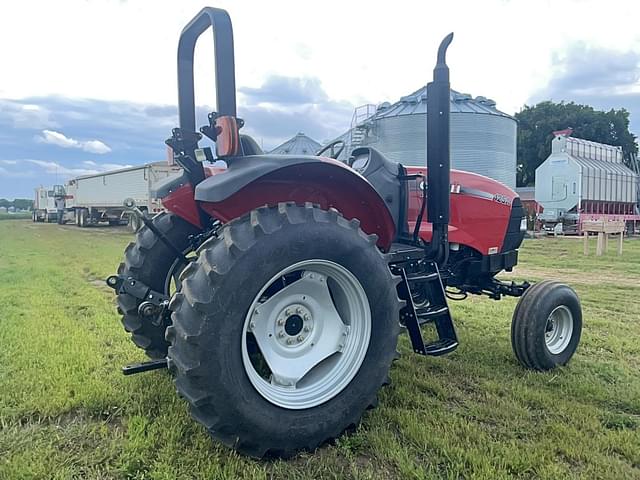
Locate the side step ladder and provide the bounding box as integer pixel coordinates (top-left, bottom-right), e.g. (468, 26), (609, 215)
(398, 262), (458, 356)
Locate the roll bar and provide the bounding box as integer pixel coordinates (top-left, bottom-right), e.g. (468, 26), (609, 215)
(177, 7), (237, 132)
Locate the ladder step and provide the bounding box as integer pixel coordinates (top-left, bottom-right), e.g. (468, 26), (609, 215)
(415, 305), (448, 318)
(425, 338), (458, 356)
(406, 272), (440, 283)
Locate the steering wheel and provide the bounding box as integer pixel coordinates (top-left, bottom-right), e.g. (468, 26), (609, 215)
(316, 140), (345, 160)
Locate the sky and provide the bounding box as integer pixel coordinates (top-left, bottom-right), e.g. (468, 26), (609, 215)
(2, 0), (640, 199)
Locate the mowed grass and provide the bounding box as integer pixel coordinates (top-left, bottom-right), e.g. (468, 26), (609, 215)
(0, 213), (31, 221)
(0, 219), (638, 479)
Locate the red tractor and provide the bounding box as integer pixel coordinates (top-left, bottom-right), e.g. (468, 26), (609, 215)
(107, 7), (582, 458)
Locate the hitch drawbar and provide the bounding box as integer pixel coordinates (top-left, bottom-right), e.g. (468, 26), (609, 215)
(106, 274), (172, 375)
(122, 358), (168, 375)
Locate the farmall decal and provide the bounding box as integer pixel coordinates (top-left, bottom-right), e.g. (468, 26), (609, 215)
(492, 193), (511, 206)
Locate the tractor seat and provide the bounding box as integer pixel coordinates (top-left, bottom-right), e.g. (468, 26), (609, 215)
(240, 135), (263, 156)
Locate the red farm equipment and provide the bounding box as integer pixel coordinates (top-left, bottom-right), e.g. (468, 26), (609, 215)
(107, 7), (583, 458)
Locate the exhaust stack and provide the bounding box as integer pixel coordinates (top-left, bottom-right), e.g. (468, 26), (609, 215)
(426, 33), (453, 265)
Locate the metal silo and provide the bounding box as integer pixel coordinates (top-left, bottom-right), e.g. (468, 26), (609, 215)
(269, 132), (322, 156)
(334, 88), (517, 189)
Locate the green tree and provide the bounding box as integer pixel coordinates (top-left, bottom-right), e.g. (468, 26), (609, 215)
(515, 101), (638, 186)
(13, 199), (33, 210)
(0, 198), (34, 210)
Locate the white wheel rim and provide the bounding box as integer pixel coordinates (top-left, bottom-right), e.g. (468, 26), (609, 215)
(544, 305), (574, 354)
(241, 259), (371, 409)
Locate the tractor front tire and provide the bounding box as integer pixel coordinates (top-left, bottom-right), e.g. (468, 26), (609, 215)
(168, 203), (401, 458)
(118, 212), (200, 358)
(511, 280), (582, 370)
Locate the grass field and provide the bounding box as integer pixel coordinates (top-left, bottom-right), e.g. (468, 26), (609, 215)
(0, 212), (31, 221)
(1, 219), (638, 479)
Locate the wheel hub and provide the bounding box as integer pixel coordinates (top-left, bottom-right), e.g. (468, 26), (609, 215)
(242, 260), (371, 409)
(285, 314), (303, 336)
(544, 305), (574, 354)
(269, 303), (314, 347)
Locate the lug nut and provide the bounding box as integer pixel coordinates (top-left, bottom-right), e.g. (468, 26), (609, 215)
(297, 335), (304, 342)
(285, 308), (292, 315)
(303, 314), (310, 321)
(254, 308), (259, 315)
(249, 322), (256, 330)
(286, 338), (293, 345)
(277, 318), (284, 326)
(303, 326), (310, 333)
(278, 332), (285, 338)
(296, 307), (302, 314)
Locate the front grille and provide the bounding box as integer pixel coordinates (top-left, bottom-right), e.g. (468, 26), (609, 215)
(502, 197), (525, 252)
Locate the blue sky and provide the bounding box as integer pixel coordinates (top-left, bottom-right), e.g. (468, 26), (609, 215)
(2, 0), (640, 199)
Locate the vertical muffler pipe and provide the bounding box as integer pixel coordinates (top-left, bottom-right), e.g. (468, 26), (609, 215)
(426, 33), (453, 266)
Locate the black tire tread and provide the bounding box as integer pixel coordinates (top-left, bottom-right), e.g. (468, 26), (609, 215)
(117, 212), (199, 359)
(169, 203), (402, 458)
(511, 280), (580, 370)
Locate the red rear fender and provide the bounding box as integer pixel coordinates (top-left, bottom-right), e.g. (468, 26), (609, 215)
(163, 161), (397, 250)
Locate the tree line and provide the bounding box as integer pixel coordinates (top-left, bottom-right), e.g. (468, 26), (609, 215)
(0, 198), (33, 210)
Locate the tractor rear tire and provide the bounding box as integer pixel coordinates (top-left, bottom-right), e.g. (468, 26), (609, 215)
(118, 212), (200, 359)
(511, 280), (582, 370)
(167, 203), (401, 458)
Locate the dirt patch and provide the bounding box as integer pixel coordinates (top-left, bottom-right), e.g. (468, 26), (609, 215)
(86, 274), (114, 294)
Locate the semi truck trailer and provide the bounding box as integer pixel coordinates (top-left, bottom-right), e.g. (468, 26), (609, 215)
(34, 162), (182, 228)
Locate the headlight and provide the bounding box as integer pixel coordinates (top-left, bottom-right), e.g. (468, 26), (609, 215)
(520, 217), (528, 231)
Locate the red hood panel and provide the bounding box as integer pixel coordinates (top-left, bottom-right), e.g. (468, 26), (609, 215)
(406, 167), (517, 255)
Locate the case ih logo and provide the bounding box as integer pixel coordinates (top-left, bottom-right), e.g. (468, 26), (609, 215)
(492, 193), (511, 206)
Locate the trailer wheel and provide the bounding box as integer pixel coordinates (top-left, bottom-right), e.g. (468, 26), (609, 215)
(118, 212), (200, 358)
(78, 209), (88, 227)
(167, 203), (401, 458)
(511, 280), (582, 370)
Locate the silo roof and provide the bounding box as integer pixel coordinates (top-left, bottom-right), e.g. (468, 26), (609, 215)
(368, 87), (514, 122)
(557, 135), (636, 177)
(269, 132), (322, 155)
(570, 155), (636, 177)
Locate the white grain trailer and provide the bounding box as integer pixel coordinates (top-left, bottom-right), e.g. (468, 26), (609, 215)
(65, 162), (182, 227)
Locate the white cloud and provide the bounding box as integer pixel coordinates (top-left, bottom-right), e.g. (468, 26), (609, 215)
(39, 129), (78, 148)
(0, 100), (58, 129)
(0, 158), (136, 185)
(4, 0), (640, 120)
(0, 164), (34, 178)
(83, 139), (111, 154)
(25, 159), (99, 177)
(83, 160), (133, 170)
(37, 129), (112, 154)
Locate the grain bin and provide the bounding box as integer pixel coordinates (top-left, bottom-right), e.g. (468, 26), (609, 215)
(333, 88), (517, 189)
(269, 132), (321, 155)
(535, 132), (639, 232)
